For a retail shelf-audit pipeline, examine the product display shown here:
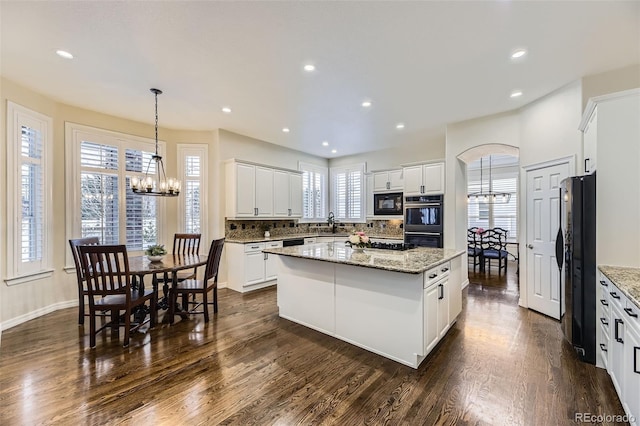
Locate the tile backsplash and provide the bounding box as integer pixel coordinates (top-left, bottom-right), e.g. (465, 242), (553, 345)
(225, 219), (403, 240)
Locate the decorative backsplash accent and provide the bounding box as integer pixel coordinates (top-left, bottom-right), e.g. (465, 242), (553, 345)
(225, 219), (403, 240)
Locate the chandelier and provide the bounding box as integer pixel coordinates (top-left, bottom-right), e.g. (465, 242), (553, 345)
(467, 155), (511, 204)
(130, 88), (180, 197)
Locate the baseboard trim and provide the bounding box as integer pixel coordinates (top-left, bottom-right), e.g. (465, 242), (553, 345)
(1, 300), (77, 332)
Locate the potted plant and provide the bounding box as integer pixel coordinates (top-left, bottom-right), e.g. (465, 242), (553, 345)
(145, 244), (167, 262)
(346, 231), (371, 251)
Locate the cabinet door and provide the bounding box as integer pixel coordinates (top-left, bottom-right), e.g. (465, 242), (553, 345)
(273, 170), (290, 216)
(610, 302), (626, 398)
(423, 163), (445, 195)
(625, 323), (640, 423)
(438, 279), (450, 339)
(235, 163), (256, 217)
(264, 252), (278, 281)
(448, 256), (462, 323)
(373, 172), (390, 191)
(245, 251), (266, 285)
(255, 166), (274, 216)
(403, 166), (423, 195)
(289, 173), (303, 217)
(388, 169), (404, 190)
(423, 284), (439, 354)
(583, 107), (597, 174)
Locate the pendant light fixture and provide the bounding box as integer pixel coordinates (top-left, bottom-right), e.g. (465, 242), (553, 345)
(467, 155), (511, 204)
(130, 88), (180, 196)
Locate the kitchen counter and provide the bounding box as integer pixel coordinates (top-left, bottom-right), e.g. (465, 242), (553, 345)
(264, 242), (464, 274)
(599, 265), (640, 309)
(225, 233), (403, 244)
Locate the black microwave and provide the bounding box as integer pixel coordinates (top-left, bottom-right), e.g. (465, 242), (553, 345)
(374, 192), (403, 216)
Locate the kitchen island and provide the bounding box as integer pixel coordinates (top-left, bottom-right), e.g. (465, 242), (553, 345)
(263, 242), (466, 368)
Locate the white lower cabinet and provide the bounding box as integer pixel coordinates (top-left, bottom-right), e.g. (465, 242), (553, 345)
(601, 271), (640, 424)
(227, 241), (283, 292)
(423, 262), (450, 355)
(423, 283), (439, 354)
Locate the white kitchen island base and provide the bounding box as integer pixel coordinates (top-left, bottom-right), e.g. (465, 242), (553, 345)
(274, 248), (464, 369)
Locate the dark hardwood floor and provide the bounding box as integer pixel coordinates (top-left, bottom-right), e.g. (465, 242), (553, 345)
(0, 262), (626, 425)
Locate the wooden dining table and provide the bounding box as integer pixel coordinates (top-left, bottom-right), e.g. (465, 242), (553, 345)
(127, 253), (208, 324)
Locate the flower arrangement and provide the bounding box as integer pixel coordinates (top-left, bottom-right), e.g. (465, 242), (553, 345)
(346, 231), (371, 249)
(145, 244), (167, 256)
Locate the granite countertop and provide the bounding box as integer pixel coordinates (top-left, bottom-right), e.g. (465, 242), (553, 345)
(599, 265), (640, 309)
(226, 233), (403, 244)
(263, 242), (464, 274)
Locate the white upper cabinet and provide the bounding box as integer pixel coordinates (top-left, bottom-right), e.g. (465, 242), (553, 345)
(373, 169), (403, 192)
(274, 169), (303, 217)
(403, 162), (445, 196)
(226, 160), (302, 219)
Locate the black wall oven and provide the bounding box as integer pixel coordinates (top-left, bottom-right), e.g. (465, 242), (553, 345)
(404, 195), (443, 248)
(373, 192), (403, 216)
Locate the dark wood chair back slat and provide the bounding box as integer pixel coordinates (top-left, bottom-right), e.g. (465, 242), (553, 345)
(69, 237), (101, 324)
(204, 238), (225, 283)
(173, 233), (202, 255)
(79, 244), (132, 298)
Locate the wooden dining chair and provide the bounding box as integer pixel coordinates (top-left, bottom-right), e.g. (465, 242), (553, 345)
(481, 228), (509, 275)
(78, 244), (157, 348)
(172, 233), (202, 282)
(69, 236), (101, 325)
(467, 228), (483, 273)
(170, 238), (224, 323)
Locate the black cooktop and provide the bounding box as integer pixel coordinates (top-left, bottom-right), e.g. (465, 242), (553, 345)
(369, 242), (415, 251)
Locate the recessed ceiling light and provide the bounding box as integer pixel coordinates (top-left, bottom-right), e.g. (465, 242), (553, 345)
(56, 50), (73, 59)
(361, 100), (372, 108)
(303, 64), (315, 72)
(282, 127), (290, 133)
(510, 90), (523, 98)
(331, 149), (337, 154)
(396, 123), (405, 130)
(322, 141), (329, 146)
(222, 107), (232, 113)
(511, 49), (527, 59)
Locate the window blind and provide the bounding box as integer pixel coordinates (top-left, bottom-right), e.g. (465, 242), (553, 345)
(332, 164), (364, 222)
(301, 163), (327, 221)
(20, 125), (44, 262)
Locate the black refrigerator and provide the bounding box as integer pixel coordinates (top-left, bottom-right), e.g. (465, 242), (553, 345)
(556, 172), (596, 364)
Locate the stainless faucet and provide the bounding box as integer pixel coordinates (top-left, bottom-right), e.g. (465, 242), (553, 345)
(327, 212), (336, 234)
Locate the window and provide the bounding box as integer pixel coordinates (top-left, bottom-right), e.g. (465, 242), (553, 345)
(467, 156), (518, 241)
(331, 163), (365, 223)
(6, 102), (53, 283)
(299, 162), (328, 221)
(66, 123), (165, 261)
(178, 145), (208, 239)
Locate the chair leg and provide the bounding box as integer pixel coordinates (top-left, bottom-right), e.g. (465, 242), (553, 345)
(89, 307), (97, 348)
(150, 296), (157, 328)
(123, 309), (131, 348)
(203, 291), (209, 323)
(213, 286), (218, 314)
(79, 294), (85, 325)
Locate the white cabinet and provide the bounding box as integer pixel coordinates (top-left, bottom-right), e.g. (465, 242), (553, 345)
(227, 241), (283, 292)
(274, 170), (303, 218)
(582, 106), (597, 174)
(601, 271), (640, 424)
(373, 169), (403, 192)
(422, 262), (451, 355)
(403, 162), (445, 196)
(226, 160), (302, 219)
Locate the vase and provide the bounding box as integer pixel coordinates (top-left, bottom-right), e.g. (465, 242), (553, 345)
(147, 255), (164, 262)
(352, 247), (365, 253)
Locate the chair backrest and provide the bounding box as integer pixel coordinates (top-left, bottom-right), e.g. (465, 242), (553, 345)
(204, 238), (225, 283)
(467, 228), (479, 246)
(173, 233), (202, 255)
(78, 244), (133, 299)
(69, 237), (101, 282)
(481, 229), (507, 251)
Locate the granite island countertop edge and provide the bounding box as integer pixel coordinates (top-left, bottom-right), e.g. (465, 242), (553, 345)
(264, 243), (465, 274)
(225, 233), (403, 244)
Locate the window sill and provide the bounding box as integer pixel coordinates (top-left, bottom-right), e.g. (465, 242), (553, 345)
(4, 269), (54, 286)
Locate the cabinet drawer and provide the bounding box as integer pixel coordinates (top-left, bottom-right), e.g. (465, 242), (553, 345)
(424, 262), (450, 288)
(245, 242), (266, 253)
(265, 241), (283, 249)
(623, 299), (640, 329)
(598, 325), (609, 369)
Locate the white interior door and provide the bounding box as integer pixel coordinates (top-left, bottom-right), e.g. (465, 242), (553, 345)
(526, 162), (569, 319)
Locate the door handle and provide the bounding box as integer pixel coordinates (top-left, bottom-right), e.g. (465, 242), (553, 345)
(438, 284), (444, 300)
(600, 343), (607, 353)
(527, 244), (533, 249)
(624, 307), (638, 318)
(635, 347), (640, 374)
(610, 292), (620, 300)
(614, 318), (624, 344)
(599, 280), (608, 287)
(584, 158), (590, 173)
(600, 299), (609, 307)
(254, 207), (258, 216)
(600, 317), (609, 326)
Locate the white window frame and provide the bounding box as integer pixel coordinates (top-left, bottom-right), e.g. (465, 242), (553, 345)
(330, 162), (366, 223)
(5, 102), (54, 285)
(299, 161), (328, 223)
(177, 144), (208, 245)
(65, 122), (167, 268)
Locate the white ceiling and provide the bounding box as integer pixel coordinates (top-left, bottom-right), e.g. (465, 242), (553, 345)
(2, 1), (638, 158)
